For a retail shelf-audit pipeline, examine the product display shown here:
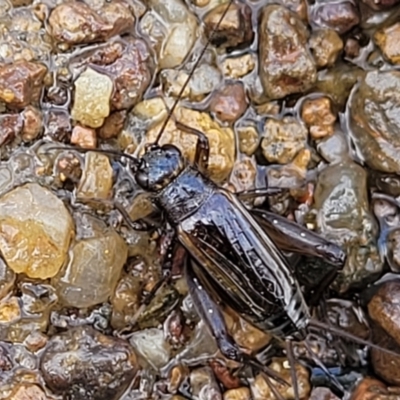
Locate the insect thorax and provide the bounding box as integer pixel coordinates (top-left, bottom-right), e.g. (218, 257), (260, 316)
(157, 167), (215, 224)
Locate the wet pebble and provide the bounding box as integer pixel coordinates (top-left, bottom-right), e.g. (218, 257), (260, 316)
(310, 0), (360, 35)
(0, 60), (46, 109)
(140, 0), (198, 69)
(222, 54), (255, 79)
(44, 109), (71, 142)
(209, 360), (240, 390)
(110, 273), (141, 330)
(309, 29), (343, 68)
(70, 125), (97, 149)
(53, 228), (127, 308)
(40, 326), (138, 400)
(301, 96), (336, 139)
(312, 161), (381, 291)
(76, 151), (113, 201)
(130, 328), (171, 370)
(261, 117), (308, 164)
(0, 259), (15, 300)
(309, 387), (340, 400)
(190, 366), (222, 400)
(5, 383), (53, 400)
(349, 70), (400, 174)
(48, 2), (134, 46)
(351, 377), (400, 400)
(237, 125), (259, 156)
(71, 67), (113, 129)
(250, 358), (310, 400)
(361, 0), (400, 10)
(259, 5), (316, 99)
(21, 106), (42, 142)
(374, 21), (400, 64)
(0, 183), (74, 279)
(0, 282), (57, 342)
(209, 82), (248, 123)
(0, 114), (22, 147)
(203, 2), (253, 50)
(98, 110), (126, 140)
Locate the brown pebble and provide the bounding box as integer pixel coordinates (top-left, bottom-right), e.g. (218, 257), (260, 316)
(21, 106), (42, 142)
(344, 38), (361, 59)
(375, 23), (400, 65)
(209, 360), (241, 390)
(56, 154), (82, 183)
(350, 377), (391, 400)
(361, 0), (400, 10)
(44, 110), (71, 142)
(23, 331), (48, 352)
(0, 60), (47, 109)
(210, 82), (248, 123)
(0, 114), (23, 146)
(309, 29), (343, 68)
(302, 97), (336, 139)
(310, 1), (360, 35)
(71, 125), (97, 149)
(98, 110), (127, 140)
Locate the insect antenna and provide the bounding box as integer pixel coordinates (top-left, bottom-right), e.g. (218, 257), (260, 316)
(308, 318), (400, 358)
(45, 145), (140, 169)
(153, 0), (234, 146)
(285, 339), (300, 400)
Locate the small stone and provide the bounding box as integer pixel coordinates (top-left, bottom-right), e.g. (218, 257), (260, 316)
(98, 110), (126, 139)
(130, 328), (171, 370)
(0, 183), (74, 279)
(259, 5), (316, 100)
(209, 82), (248, 123)
(110, 273), (141, 330)
(224, 387), (251, 400)
(5, 384), (51, 400)
(302, 97), (336, 139)
(224, 311), (271, 353)
(250, 358), (310, 400)
(48, 2), (134, 45)
(0, 258), (15, 300)
(76, 152), (113, 201)
(375, 22), (400, 65)
(204, 2), (253, 50)
(168, 365), (188, 393)
(210, 360), (241, 390)
(21, 106), (42, 142)
(368, 281), (400, 346)
(229, 156), (257, 193)
(0, 114), (22, 146)
(309, 387), (340, 400)
(309, 29), (343, 68)
(344, 38), (361, 59)
(310, 1), (360, 35)
(71, 125), (97, 149)
(190, 366), (222, 400)
(0, 297), (20, 325)
(23, 331), (48, 353)
(361, 0), (400, 10)
(53, 229), (127, 308)
(0, 61), (47, 109)
(40, 326), (138, 400)
(55, 153), (82, 184)
(44, 109), (71, 142)
(223, 54), (255, 79)
(71, 67), (113, 128)
(237, 125), (259, 156)
(350, 377), (397, 400)
(261, 117), (308, 164)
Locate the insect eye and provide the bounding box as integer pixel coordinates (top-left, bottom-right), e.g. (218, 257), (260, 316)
(136, 171), (149, 189)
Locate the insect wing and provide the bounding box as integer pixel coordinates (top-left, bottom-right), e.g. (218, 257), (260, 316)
(177, 189), (309, 334)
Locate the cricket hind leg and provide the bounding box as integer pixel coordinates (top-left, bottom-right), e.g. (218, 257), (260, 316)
(174, 121), (210, 173)
(185, 259), (290, 400)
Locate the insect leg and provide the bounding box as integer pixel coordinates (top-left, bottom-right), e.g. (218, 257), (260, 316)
(252, 210), (346, 268)
(185, 259), (288, 393)
(236, 187), (286, 200)
(285, 339), (300, 400)
(174, 120), (210, 173)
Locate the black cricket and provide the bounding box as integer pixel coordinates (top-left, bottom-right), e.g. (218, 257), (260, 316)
(49, 1), (398, 399)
